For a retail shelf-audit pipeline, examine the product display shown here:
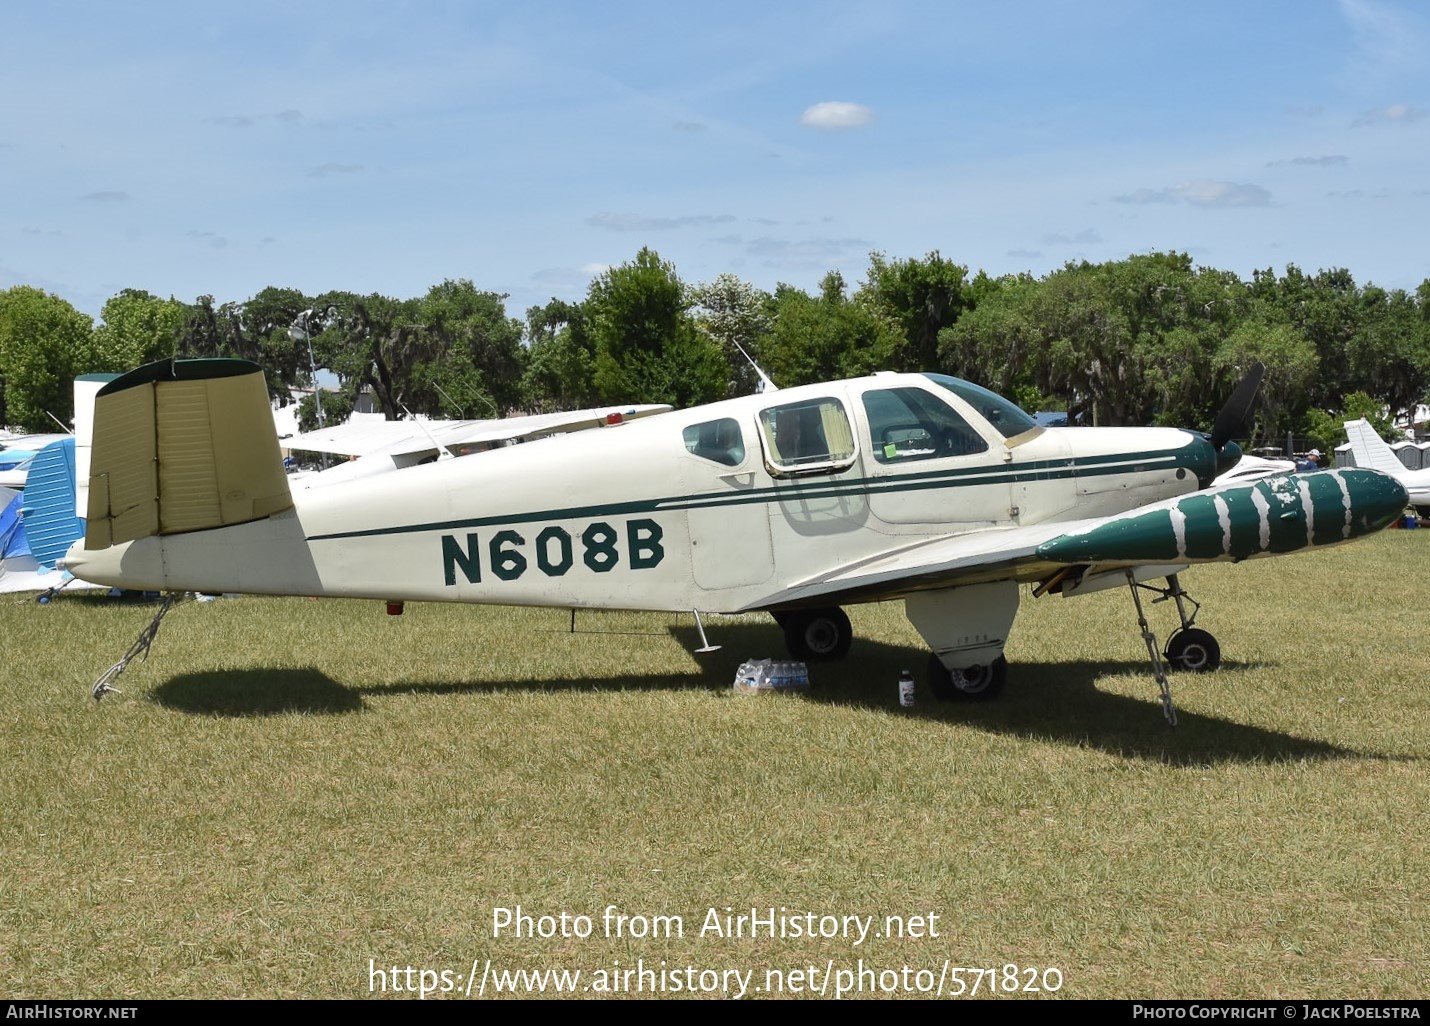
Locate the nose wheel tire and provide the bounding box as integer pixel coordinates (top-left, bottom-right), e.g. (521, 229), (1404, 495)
(1164, 628), (1220, 673)
(927, 653), (1008, 701)
(782, 607), (853, 661)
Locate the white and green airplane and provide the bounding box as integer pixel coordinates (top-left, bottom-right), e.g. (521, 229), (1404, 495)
(62, 358), (1406, 722)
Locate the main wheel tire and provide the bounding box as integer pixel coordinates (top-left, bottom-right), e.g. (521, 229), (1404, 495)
(1164, 628), (1221, 673)
(782, 607), (853, 661)
(927, 653), (1008, 701)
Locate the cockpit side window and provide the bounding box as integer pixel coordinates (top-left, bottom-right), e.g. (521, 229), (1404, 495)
(862, 387), (989, 463)
(758, 398), (856, 475)
(922, 373), (1039, 439)
(682, 417), (746, 467)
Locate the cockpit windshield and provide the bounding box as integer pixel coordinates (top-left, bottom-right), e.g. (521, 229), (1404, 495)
(922, 374), (1039, 439)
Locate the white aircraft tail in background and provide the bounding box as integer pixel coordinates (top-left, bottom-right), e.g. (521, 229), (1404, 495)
(1344, 418), (1430, 512)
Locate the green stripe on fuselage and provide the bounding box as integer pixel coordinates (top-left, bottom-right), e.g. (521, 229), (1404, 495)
(305, 445), (1198, 543)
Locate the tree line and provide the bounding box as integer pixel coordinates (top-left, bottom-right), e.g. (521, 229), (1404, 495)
(2, 247), (1427, 451)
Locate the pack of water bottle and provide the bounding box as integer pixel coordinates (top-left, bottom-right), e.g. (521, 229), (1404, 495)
(734, 658), (810, 693)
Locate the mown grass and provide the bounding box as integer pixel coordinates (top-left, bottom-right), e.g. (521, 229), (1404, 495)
(1, 530), (1427, 999)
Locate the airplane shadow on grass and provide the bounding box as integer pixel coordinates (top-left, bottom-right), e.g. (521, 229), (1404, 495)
(152, 668), (363, 717)
(150, 618), (1369, 766)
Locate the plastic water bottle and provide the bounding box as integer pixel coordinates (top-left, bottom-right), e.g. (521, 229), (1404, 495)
(898, 669), (915, 708)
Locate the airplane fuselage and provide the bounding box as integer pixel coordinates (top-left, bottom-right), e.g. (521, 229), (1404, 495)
(68, 372), (1219, 612)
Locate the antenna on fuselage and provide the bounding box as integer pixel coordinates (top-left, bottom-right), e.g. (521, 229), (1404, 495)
(732, 338), (778, 393)
(400, 402), (455, 462)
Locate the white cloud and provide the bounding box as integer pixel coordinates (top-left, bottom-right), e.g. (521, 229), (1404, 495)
(1266, 155), (1350, 167)
(1114, 181), (1271, 208)
(1042, 229), (1102, 245)
(206, 110), (308, 129)
(1112, 188), (1177, 205)
(799, 101), (874, 130)
(1170, 181), (1272, 207)
(586, 213), (736, 231)
(729, 235), (873, 261)
(1352, 103), (1428, 126)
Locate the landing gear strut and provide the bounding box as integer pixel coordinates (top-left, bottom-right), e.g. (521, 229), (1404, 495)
(1124, 571), (1222, 727)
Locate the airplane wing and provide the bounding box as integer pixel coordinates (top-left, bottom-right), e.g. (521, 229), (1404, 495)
(741, 468), (1405, 611)
(281, 405), (673, 459)
(431, 405), (673, 453)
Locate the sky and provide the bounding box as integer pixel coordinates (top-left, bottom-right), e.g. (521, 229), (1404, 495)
(3, 0), (1428, 322)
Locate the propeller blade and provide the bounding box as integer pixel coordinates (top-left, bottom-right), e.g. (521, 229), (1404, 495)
(1210, 360), (1265, 451)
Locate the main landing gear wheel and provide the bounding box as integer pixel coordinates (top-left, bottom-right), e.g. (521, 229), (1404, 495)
(927, 653), (1008, 702)
(781, 607), (853, 661)
(1163, 628), (1221, 673)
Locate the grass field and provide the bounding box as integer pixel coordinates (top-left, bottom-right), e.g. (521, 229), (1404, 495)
(2, 529), (1427, 1000)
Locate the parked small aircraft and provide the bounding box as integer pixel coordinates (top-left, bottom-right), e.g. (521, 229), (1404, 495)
(0, 437), (101, 595)
(0, 433), (71, 491)
(0, 377), (113, 595)
(1343, 417), (1430, 514)
(63, 358), (1406, 723)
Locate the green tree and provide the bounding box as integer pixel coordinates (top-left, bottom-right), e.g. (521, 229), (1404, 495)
(762, 271), (903, 386)
(523, 298), (597, 412)
(938, 272), (1048, 401)
(1345, 285), (1430, 427)
(689, 272), (772, 395)
(90, 289), (185, 371)
(241, 287), (315, 397)
(586, 248), (725, 407)
(175, 294), (225, 360)
(417, 279), (526, 416)
(1215, 319), (1317, 446)
(0, 286), (93, 430)
(297, 389), (354, 433)
(1253, 265), (1360, 412)
(310, 291), (430, 420)
(857, 251), (970, 372)
(175, 288), (315, 404)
